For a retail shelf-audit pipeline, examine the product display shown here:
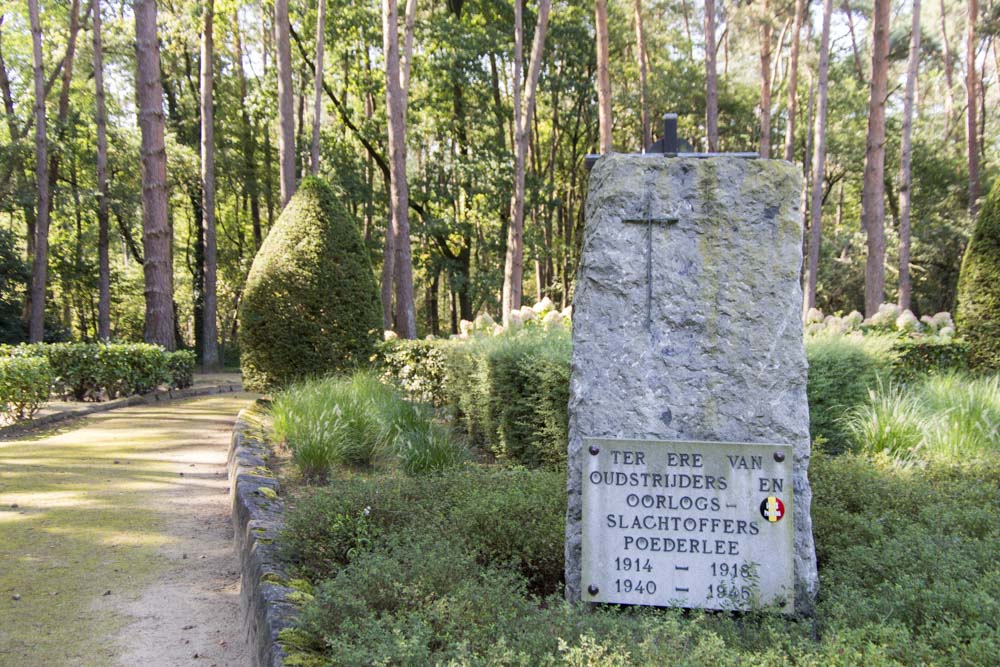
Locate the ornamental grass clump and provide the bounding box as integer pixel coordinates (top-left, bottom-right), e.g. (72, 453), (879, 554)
(843, 373), (1000, 462)
(271, 372), (464, 479)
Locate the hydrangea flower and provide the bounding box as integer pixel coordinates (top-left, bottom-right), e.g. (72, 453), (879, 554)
(532, 297), (555, 315)
(895, 310), (920, 333)
(383, 330), (399, 341)
(805, 308), (825, 325)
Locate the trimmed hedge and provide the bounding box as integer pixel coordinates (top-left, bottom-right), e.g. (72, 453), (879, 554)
(381, 330), (570, 467)
(0, 355), (54, 421)
(956, 179), (1000, 371)
(239, 178), (381, 392)
(0, 342), (194, 402)
(381, 329), (970, 463)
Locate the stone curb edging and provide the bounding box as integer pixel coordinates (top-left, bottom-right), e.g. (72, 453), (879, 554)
(229, 402), (297, 667)
(0, 382), (243, 439)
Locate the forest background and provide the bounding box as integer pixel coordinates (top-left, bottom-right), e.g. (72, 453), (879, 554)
(0, 0), (996, 367)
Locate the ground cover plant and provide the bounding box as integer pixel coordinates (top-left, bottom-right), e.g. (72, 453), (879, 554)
(276, 300), (995, 665)
(279, 451), (999, 665)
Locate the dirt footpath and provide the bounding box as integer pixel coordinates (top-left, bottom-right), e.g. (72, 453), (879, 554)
(0, 394), (256, 666)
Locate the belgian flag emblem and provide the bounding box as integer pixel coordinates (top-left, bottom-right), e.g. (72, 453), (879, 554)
(759, 496), (785, 522)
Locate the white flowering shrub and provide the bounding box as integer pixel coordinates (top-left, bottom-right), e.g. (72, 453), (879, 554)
(804, 304), (958, 343)
(445, 299), (572, 340)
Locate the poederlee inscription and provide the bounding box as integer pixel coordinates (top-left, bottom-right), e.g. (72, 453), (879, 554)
(582, 438), (795, 613)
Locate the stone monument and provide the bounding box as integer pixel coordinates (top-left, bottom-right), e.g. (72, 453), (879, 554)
(566, 128), (818, 614)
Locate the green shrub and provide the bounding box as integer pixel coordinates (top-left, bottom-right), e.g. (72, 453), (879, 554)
(271, 373), (464, 479)
(0, 355), (53, 421)
(956, 180), (1000, 371)
(844, 373), (1000, 461)
(380, 329), (572, 468)
(283, 456), (1000, 665)
(805, 335), (896, 451)
(239, 178), (381, 392)
(890, 337), (969, 382)
(166, 350), (195, 389)
(8, 342), (173, 401)
(376, 338), (449, 406)
(281, 467), (566, 595)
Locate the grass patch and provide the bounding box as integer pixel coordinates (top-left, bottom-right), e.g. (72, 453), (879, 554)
(281, 453), (1000, 665)
(844, 373), (1000, 461)
(271, 372), (466, 479)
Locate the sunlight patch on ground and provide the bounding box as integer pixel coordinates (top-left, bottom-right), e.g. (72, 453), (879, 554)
(0, 394), (254, 666)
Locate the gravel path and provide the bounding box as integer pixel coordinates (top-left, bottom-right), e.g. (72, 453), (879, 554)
(0, 394), (256, 666)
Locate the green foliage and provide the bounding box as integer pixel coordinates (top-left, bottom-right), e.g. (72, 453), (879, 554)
(271, 373), (464, 479)
(0, 355), (53, 421)
(956, 180), (1000, 371)
(282, 454), (1000, 665)
(381, 329), (572, 468)
(3, 342), (178, 401)
(890, 338), (969, 383)
(376, 338), (449, 406)
(281, 467), (566, 596)
(166, 350), (195, 389)
(0, 228), (28, 345)
(239, 178), (381, 392)
(810, 453), (1000, 664)
(805, 335), (896, 450)
(843, 373), (1000, 461)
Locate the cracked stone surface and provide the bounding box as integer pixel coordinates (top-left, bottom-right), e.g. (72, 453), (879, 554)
(565, 154), (818, 612)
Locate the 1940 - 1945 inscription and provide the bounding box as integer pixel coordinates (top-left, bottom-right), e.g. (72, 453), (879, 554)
(581, 438), (795, 613)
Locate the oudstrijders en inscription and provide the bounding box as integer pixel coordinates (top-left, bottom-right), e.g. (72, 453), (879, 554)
(581, 438), (795, 612)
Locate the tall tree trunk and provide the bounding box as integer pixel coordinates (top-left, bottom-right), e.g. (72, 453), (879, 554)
(898, 0), (921, 310)
(502, 0), (553, 321)
(310, 0), (326, 175)
(275, 0), (296, 206)
(783, 0), (804, 161)
(201, 0), (219, 368)
(842, 0), (864, 81)
(28, 0), (50, 343)
(134, 0), (175, 349)
(93, 0), (111, 340)
(595, 0), (612, 152)
(940, 0), (956, 136)
(383, 0), (416, 337)
(704, 0), (719, 151)
(966, 0), (979, 214)
(234, 14), (262, 249)
(759, 0), (772, 158)
(862, 0), (891, 316)
(804, 0), (832, 313)
(45, 0), (82, 221)
(633, 0), (650, 149)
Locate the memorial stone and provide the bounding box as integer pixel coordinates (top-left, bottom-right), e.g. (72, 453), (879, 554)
(565, 151), (818, 614)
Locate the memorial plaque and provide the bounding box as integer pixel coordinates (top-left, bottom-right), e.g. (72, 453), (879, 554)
(582, 438), (795, 613)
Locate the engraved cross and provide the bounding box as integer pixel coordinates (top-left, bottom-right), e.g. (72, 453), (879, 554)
(623, 200), (677, 331)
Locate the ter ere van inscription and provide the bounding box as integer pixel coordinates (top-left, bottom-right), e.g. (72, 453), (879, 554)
(581, 438), (795, 613)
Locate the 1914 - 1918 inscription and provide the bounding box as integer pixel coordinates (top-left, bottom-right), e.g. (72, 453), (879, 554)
(582, 438), (795, 613)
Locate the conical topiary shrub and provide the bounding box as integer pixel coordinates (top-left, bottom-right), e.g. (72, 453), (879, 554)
(239, 178), (382, 391)
(956, 180), (1000, 371)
